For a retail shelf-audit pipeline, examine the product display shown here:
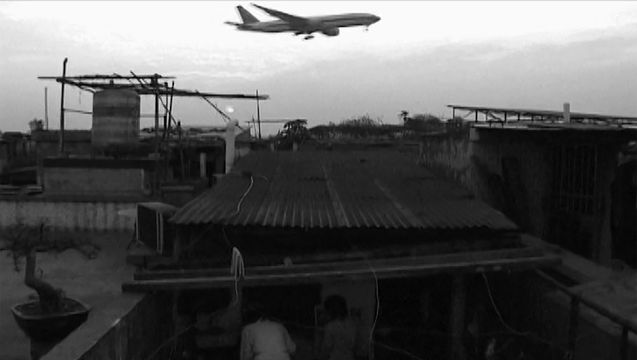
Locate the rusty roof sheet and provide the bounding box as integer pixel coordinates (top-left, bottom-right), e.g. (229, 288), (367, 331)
(171, 150), (517, 231)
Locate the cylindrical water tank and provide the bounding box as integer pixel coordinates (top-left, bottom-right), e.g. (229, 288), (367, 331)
(92, 89), (140, 146)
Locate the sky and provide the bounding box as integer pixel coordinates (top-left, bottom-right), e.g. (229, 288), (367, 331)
(2, 1), (637, 135)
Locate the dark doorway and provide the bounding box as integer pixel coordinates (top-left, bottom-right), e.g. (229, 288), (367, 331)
(611, 159), (637, 268)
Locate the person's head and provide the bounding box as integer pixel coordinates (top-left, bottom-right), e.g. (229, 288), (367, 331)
(243, 302), (266, 324)
(323, 295), (348, 320)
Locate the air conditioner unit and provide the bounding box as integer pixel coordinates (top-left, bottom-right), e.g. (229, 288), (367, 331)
(136, 202), (177, 255)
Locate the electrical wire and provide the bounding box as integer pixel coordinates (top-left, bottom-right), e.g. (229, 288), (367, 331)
(180, 174), (265, 254)
(232, 175), (254, 217)
(481, 273), (532, 337)
(143, 306), (229, 360)
(231, 246), (245, 302)
(369, 264), (380, 358)
(481, 272), (571, 355)
(144, 245), (245, 360)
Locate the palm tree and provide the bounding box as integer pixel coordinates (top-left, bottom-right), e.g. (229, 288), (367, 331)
(399, 110), (410, 125)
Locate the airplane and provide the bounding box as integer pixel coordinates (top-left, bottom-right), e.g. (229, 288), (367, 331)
(225, 3), (381, 40)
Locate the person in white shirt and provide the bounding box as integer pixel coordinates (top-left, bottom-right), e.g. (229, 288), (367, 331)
(240, 305), (296, 360)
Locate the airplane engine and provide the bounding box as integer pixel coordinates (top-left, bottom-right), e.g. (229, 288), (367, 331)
(321, 28), (340, 36)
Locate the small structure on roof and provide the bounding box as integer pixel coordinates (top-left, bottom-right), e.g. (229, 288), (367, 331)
(448, 103), (637, 126)
(425, 103), (637, 267)
(32, 59), (269, 204)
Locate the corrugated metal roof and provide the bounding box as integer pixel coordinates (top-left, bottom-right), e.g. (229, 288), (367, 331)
(171, 150), (517, 231)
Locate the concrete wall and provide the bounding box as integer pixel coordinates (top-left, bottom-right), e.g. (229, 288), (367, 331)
(420, 127), (622, 263)
(43, 293), (173, 360)
(420, 132), (474, 192)
(0, 199), (136, 231)
(421, 129), (553, 236)
(43, 167), (148, 197)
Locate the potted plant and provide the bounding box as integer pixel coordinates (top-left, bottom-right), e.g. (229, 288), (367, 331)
(1, 222), (99, 343)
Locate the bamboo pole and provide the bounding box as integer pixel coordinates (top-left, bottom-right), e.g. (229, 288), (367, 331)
(256, 90), (262, 140)
(59, 58), (68, 155)
(168, 81), (175, 130)
(44, 87), (49, 130)
(163, 82), (169, 140)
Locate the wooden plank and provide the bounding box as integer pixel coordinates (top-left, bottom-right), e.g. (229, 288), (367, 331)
(122, 254), (561, 292)
(134, 246), (545, 280)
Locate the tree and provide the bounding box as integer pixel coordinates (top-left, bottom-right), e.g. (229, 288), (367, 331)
(276, 119), (309, 150)
(1, 222), (99, 314)
(282, 119), (309, 142)
(339, 114), (382, 128)
(29, 119), (44, 132)
(404, 113), (444, 133)
(399, 110), (410, 125)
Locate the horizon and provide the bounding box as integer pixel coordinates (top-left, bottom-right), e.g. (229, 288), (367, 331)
(2, 1), (637, 135)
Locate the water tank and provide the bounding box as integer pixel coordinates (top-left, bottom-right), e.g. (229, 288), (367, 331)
(92, 89), (140, 146)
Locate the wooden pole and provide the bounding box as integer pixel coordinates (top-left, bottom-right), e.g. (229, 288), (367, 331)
(256, 90), (262, 140)
(168, 81), (175, 130)
(178, 121), (185, 181)
(59, 58), (68, 155)
(153, 75), (160, 152)
(44, 87), (49, 130)
(153, 74), (160, 194)
(449, 274), (467, 360)
(163, 82), (169, 140)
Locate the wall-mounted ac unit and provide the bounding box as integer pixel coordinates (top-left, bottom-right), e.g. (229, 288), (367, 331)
(137, 202), (177, 255)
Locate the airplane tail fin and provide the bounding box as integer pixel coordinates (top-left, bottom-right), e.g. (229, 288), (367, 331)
(237, 6), (259, 24)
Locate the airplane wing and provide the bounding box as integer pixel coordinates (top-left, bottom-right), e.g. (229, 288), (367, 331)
(251, 3), (309, 27)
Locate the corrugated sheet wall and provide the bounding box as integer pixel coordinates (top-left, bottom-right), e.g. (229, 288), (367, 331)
(0, 200), (136, 231)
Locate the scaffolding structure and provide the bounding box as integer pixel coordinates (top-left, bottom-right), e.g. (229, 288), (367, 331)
(38, 58), (269, 154)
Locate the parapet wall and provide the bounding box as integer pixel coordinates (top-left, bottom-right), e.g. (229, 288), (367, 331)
(0, 199), (136, 231)
(42, 293), (173, 360)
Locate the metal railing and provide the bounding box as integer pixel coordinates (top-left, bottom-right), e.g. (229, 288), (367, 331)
(535, 270), (637, 360)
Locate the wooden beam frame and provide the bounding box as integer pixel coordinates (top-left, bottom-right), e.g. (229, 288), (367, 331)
(122, 249), (561, 292)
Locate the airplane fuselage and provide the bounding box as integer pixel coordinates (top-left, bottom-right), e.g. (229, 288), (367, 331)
(236, 13), (379, 33)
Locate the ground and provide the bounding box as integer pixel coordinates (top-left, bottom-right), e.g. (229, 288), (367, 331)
(0, 231), (139, 360)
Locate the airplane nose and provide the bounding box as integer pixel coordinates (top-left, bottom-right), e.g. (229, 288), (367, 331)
(373, 15), (381, 23)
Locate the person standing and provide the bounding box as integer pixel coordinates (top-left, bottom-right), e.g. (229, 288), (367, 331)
(240, 305), (296, 360)
(318, 295), (359, 360)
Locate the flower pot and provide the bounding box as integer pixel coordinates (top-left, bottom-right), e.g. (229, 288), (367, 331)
(11, 298), (90, 342)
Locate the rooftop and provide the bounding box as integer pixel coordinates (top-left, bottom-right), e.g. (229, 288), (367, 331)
(171, 149), (517, 231)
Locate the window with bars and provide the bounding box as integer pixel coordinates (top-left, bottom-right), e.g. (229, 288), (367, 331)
(550, 144), (599, 215)
(547, 144), (600, 257)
